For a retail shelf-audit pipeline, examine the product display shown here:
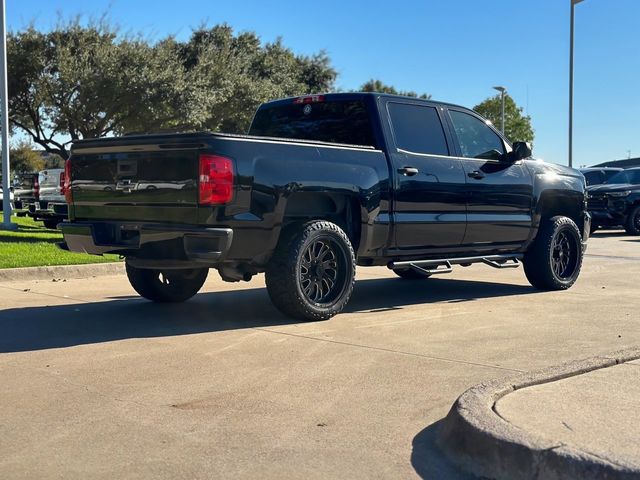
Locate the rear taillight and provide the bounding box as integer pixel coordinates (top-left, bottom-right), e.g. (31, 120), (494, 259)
(63, 159), (72, 203)
(34, 176), (39, 201)
(198, 154), (234, 205)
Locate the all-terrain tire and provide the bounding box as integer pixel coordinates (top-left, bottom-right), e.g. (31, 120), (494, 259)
(393, 268), (432, 280)
(265, 221), (356, 321)
(624, 205), (640, 235)
(125, 262), (208, 303)
(523, 216), (583, 290)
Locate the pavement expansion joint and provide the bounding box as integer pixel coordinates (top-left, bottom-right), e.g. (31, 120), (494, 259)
(253, 327), (523, 373)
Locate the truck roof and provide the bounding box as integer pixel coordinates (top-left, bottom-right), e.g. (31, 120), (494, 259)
(260, 92), (468, 111)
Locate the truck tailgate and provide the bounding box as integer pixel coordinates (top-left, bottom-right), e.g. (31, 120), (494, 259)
(70, 136), (202, 224)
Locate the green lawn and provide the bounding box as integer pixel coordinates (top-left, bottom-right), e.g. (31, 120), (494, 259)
(0, 214), (120, 269)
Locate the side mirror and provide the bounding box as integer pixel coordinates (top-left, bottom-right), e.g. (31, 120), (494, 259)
(510, 142), (532, 161)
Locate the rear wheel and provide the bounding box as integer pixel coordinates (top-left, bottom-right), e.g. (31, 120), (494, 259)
(265, 221), (356, 321)
(523, 216), (583, 290)
(393, 267), (432, 280)
(624, 205), (640, 235)
(125, 262), (208, 303)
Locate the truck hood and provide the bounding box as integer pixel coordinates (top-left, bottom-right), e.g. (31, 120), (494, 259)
(525, 159), (583, 179)
(587, 184), (640, 194)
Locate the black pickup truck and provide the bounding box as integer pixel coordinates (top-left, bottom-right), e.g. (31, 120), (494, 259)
(60, 93), (590, 320)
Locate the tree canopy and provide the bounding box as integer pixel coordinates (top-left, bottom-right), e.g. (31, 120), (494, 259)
(358, 79), (431, 99)
(473, 94), (534, 144)
(9, 141), (44, 174)
(8, 21), (337, 159)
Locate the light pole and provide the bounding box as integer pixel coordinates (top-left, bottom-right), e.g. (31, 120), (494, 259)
(493, 86), (506, 134)
(0, 0), (15, 230)
(569, 0), (586, 168)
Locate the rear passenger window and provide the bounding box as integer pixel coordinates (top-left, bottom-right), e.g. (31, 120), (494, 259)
(387, 103), (449, 156)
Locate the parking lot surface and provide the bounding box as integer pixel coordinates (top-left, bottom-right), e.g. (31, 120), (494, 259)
(0, 232), (638, 479)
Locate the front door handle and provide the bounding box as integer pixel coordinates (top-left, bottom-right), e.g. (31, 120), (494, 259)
(398, 166), (419, 177)
(467, 170), (485, 180)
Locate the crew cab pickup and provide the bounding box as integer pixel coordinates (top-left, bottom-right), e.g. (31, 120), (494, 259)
(28, 169), (69, 229)
(60, 93), (590, 320)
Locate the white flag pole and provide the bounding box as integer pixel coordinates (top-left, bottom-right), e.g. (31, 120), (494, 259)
(0, 0), (16, 230)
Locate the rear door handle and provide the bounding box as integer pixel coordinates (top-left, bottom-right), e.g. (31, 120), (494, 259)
(467, 170), (485, 180)
(398, 166), (419, 176)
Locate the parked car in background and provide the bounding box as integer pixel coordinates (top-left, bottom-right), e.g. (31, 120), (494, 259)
(28, 168), (68, 229)
(13, 173), (39, 216)
(0, 186), (14, 211)
(580, 167), (623, 186)
(587, 167), (640, 234)
(60, 93), (590, 321)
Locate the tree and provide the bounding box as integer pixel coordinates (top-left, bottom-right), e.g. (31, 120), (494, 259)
(473, 94), (534, 143)
(177, 25), (336, 133)
(358, 79), (431, 99)
(9, 141), (44, 174)
(8, 21), (337, 158)
(8, 21), (188, 159)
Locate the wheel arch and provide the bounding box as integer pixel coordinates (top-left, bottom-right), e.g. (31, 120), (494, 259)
(535, 190), (585, 234)
(281, 192), (364, 252)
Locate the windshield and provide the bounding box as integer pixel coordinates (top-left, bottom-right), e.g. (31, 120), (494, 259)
(606, 170), (640, 185)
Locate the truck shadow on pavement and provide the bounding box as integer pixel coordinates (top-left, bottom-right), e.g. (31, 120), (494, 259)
(0, 277), (534, 353)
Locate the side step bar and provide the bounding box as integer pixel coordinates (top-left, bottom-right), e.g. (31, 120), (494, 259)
(388, 254), (523, 275)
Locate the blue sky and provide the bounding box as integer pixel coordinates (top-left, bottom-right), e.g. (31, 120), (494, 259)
(7, 0), (640, 166)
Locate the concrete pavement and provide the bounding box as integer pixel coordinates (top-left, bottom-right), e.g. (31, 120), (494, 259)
(0, 230), (638, 478)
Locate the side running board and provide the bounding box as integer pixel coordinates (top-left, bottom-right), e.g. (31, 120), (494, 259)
(388, 254), (523, 275)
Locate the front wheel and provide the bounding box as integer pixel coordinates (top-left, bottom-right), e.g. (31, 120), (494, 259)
(523, 216), (583, 290)
(265, 221), (356, 321)
(624, 205), (640, 235)
(125, 262), (208, 303)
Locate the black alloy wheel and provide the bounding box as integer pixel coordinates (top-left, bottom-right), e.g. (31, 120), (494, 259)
(523, 216), (583, 290)
(627, 206), (640, 235)
(550, 230), (579, 280)
(265, 220), (356, 321)
(299, 238), (348, 305)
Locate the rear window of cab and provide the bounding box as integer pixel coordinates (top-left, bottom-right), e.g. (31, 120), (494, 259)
(249, 99), (376, 148)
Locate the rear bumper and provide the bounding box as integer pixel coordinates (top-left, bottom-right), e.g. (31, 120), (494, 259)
(59, 221), (233, 263)
(28, 202), (68, 219)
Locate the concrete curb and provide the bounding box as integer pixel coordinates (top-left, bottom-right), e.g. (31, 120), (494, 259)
(0, 262), (124, 282)
(438, 347), (640, 480)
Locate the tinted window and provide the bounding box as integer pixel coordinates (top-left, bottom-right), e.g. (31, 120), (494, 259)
(449, 110), (505, 159)
(387, 103), (449, 155)
(607, 170), (640, 185)
(582, 171), (604, 186)
(249, 100), (376, 147)
(604, 170), (623, 182)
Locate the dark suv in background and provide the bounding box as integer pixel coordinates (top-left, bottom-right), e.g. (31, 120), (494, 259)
(580, 167), (623, 186)
(587, 167), (640, 234)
